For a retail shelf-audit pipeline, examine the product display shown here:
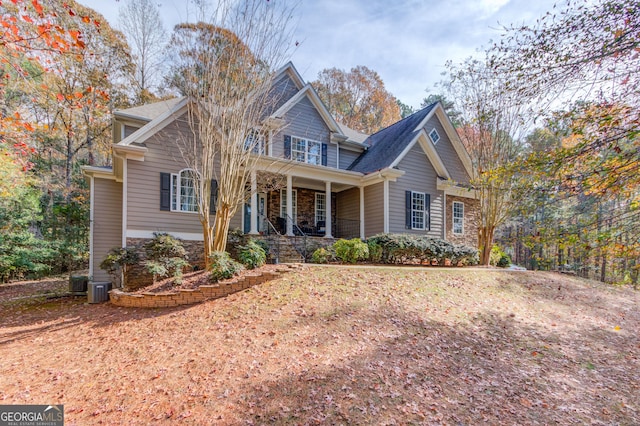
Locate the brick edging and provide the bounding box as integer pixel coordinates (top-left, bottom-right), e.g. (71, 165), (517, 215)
(109, 265), (300, 308)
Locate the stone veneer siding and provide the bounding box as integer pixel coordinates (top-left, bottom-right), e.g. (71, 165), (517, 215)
(445, 195), (479, 248)
(267, 188), (337, 232)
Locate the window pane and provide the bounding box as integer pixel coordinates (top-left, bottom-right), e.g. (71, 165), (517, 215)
(171, 175), (177, 211)
(315, 193), (326, 224)
(453, 202), (464, 234)
(411, 192), (426, 229)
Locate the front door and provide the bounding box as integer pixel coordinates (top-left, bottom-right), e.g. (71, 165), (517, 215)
(244, 193), (267, 234)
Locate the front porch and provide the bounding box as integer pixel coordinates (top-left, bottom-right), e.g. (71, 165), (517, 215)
(243, 170), (364, 241)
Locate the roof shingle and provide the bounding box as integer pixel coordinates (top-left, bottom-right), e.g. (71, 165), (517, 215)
(347, 103), (437, 173)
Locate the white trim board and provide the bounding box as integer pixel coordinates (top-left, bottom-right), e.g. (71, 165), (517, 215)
(126, 230), (205, 241)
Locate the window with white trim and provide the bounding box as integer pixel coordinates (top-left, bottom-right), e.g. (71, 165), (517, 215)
(453, 201), (464, 235)
(315, 193), (326, 225)
(245, 129), (265, 154)
(429, 128), (440, 144)
(280, 189), (297, 222)
(292, 136), (322, 165)
(171, 169), (199, 213)
(411, 191), (427, 230)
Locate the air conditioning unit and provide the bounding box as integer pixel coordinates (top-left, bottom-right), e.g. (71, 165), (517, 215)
(69, 275), (88, 294)
(88, 282), (112, 303)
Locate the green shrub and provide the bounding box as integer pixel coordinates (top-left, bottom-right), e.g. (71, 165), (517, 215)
(99, 247), (140, 288)
(208, 251), (243, 283)
(311, 247), (333, 264)
(490, 245), (510, 267)
(143, 232), (190, 283)
(367, 240), (383, 263)
(366, 233), (478, 266)
(333, 238), (369, 264)
(238, 239), (267, 269)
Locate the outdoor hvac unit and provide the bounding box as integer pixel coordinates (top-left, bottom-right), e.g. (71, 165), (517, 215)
(88, 281), (112, 303)
(69, 275), (88, 294)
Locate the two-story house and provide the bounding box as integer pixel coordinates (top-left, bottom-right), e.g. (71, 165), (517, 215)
(83, 62), (478, 283)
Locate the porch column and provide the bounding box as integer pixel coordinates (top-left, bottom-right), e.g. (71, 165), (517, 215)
(325, 181), (333, 238)
(383, 179), (389, 233)
(359, 186), (365, 239)
(286, 174), (294, 236)
(249, 170), (258, 234)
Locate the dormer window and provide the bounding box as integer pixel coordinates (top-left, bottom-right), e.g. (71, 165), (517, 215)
(429, 128), (440, 145)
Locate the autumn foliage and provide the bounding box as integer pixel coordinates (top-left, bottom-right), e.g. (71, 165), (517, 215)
(312, 66), (401, 134)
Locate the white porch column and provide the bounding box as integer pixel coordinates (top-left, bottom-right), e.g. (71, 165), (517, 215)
(286, 174), (294, 236)
(249, 170), (258, 235)
(325, 181), (333, 238)
(359, 186), (365, 239)
(383, 179), (389, 233)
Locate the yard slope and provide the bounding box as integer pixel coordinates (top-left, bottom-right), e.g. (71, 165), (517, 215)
(1, 267), (638, 425)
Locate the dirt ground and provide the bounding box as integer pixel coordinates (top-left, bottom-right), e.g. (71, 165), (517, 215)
(0, 266), (638, 425)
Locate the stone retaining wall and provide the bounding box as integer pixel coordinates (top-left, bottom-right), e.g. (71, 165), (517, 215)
(109, 266), (298, 308)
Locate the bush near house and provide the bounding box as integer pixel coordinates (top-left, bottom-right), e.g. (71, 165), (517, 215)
(99, 247), (140, 289)
(311, 247), (334, 264)
(490, 244), (511, 268)
(309, 234), (478, 266)
(208, 251), (244, 283)
(143, 232), (190, 284)
(238, 239), (267, 269)
(366, 234), (478, 266)
(333, 238), (369, 264)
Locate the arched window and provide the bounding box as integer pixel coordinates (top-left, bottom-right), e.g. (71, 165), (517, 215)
(171, 169), (199, 212)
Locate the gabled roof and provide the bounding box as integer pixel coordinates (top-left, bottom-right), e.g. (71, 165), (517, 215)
(117, 98), (189, 148)
(115, 97), (184, 122)
(270, 83), (343, 135)
(273, 61), (305, 91)
(348, 103), (437, 173)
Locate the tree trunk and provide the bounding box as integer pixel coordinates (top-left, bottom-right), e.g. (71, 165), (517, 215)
(200, 215), (214, 270)
(478, 225), (495, 266)
(212, 203), (232, 253)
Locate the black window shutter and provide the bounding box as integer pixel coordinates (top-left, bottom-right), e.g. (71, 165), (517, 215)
(321, 143), (328, 166)
(405, 190), (412, 229)
(284, 135), (291, 159)
(160, 172), (171, 211)
(210, 179), (218, 214)
(426, 194), (431, 231)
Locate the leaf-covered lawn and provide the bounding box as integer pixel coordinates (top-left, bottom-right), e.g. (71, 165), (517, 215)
(1, 266), (638, 425)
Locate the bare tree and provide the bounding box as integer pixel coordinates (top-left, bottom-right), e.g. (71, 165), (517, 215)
(444, 57), (527, 265)
(167, 0), (296, 266)
(118, 0), (167, 103)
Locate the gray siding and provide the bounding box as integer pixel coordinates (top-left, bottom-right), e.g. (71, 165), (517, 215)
(389, 143), (444, 238)
(124, 125), (139, 138)
(126, 113), (241, 235)
(425, 116), (470, 184)
(364, 183), (384, 237)
(272, 97), (336, 168)
(269, 74), (301, 114)
(336, 187), (359, 220)
(339, 148), (361, 170)
(92, 178), (122, 282)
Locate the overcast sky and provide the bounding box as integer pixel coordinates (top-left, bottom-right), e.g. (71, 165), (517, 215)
(79, 0), (557, 108)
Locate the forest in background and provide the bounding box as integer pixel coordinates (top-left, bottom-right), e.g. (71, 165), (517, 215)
(0, 0), (638, 286)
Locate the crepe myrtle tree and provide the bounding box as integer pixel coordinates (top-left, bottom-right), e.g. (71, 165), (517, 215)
(167, 0), (296, 268)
